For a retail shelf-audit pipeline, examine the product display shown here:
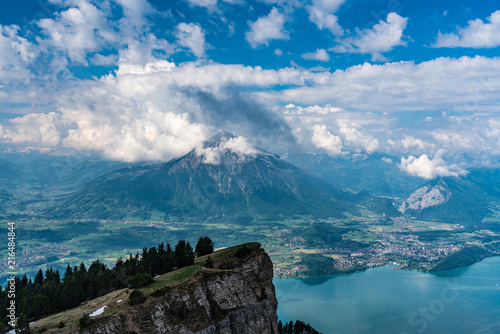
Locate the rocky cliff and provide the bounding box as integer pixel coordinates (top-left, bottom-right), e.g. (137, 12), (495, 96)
(35, 243), (278, 334)
(400, 179), (452, 213)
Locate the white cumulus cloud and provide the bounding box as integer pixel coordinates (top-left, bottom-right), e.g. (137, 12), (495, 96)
(431, 132), (472, 149)
(175, 22), (207, 58)
(311, 125), (343, 156)
(400, 136), (433, 151)
(37, 1), (117, 64)
(301, 49), (330, 62)
(284, 104), (343, 114)
(0, 25), (37, 85)
(434, 10), (500, 48)
(332, 12), (408, 61)
(196, 136), (259, 164)
(306, 0), (345, 36)
(339, 122), (379, 152)
(2, 112), (66, 147)
(245, 7), (289, 48)
(400, 150), (468, 179)
(222, 136), (259, 157)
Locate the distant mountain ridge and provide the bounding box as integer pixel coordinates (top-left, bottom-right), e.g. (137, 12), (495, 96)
(286, 151), (423, 198)
(46, 131), (399, 221)
(400, 169), (500, 225)
(0, 150), (128, 189)
(400, 179), (452, 213)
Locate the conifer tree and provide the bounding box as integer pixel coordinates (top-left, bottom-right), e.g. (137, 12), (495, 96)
(195, 236), (215, 256)
(15, 313), (30, 334)
(175, 240), (188, 268)
(186, 242), (195, 266)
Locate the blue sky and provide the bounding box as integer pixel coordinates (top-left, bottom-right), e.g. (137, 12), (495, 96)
(1, 0), (500, 179)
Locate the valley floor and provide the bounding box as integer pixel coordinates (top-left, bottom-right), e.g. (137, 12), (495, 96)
(2, 213), (500, 284)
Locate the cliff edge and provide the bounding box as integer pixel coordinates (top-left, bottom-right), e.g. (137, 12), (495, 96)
(31, 243), (278, 334)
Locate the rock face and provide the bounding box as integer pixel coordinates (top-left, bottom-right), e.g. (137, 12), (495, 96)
(400, 179), (452, 213)
(79, 243), (278, 334)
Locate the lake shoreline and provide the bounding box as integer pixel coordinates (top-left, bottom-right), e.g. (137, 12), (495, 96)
(274, 253), (500, 279)
(274, 255), (500, 334)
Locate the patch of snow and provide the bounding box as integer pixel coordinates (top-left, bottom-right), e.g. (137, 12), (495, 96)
(117, 299), (122, 303)
(154, 275), (161, 278)
(89, 305), (107, 317)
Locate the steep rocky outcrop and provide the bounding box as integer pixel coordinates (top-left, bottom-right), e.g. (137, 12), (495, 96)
(397, 176), (493, 224)
(400, 179), (451, 213)
(72, 243), (278, 334)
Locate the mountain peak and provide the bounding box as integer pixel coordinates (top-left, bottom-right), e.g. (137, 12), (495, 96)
(399, 178), (451, 213)
(203, 130), (236, 148)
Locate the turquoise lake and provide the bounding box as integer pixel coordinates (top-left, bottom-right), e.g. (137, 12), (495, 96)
(274, 257), (500, 334)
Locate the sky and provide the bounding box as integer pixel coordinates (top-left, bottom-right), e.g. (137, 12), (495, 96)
(1, 0), (500, 179)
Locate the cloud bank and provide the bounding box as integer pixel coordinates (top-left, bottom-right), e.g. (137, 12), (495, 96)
(1, 0), (500, 177)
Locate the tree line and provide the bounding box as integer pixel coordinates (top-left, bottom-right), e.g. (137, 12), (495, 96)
(278, 320), (322, 334)
(0, 236), (214, 332)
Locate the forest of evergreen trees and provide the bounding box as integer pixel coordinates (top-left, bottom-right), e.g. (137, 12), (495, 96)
(278, 320), (322, 334)
(0, 237), (214, 331)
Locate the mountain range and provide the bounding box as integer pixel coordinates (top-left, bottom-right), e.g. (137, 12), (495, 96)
(45, 131), (398, 221)
(2, 131), (500, 226)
